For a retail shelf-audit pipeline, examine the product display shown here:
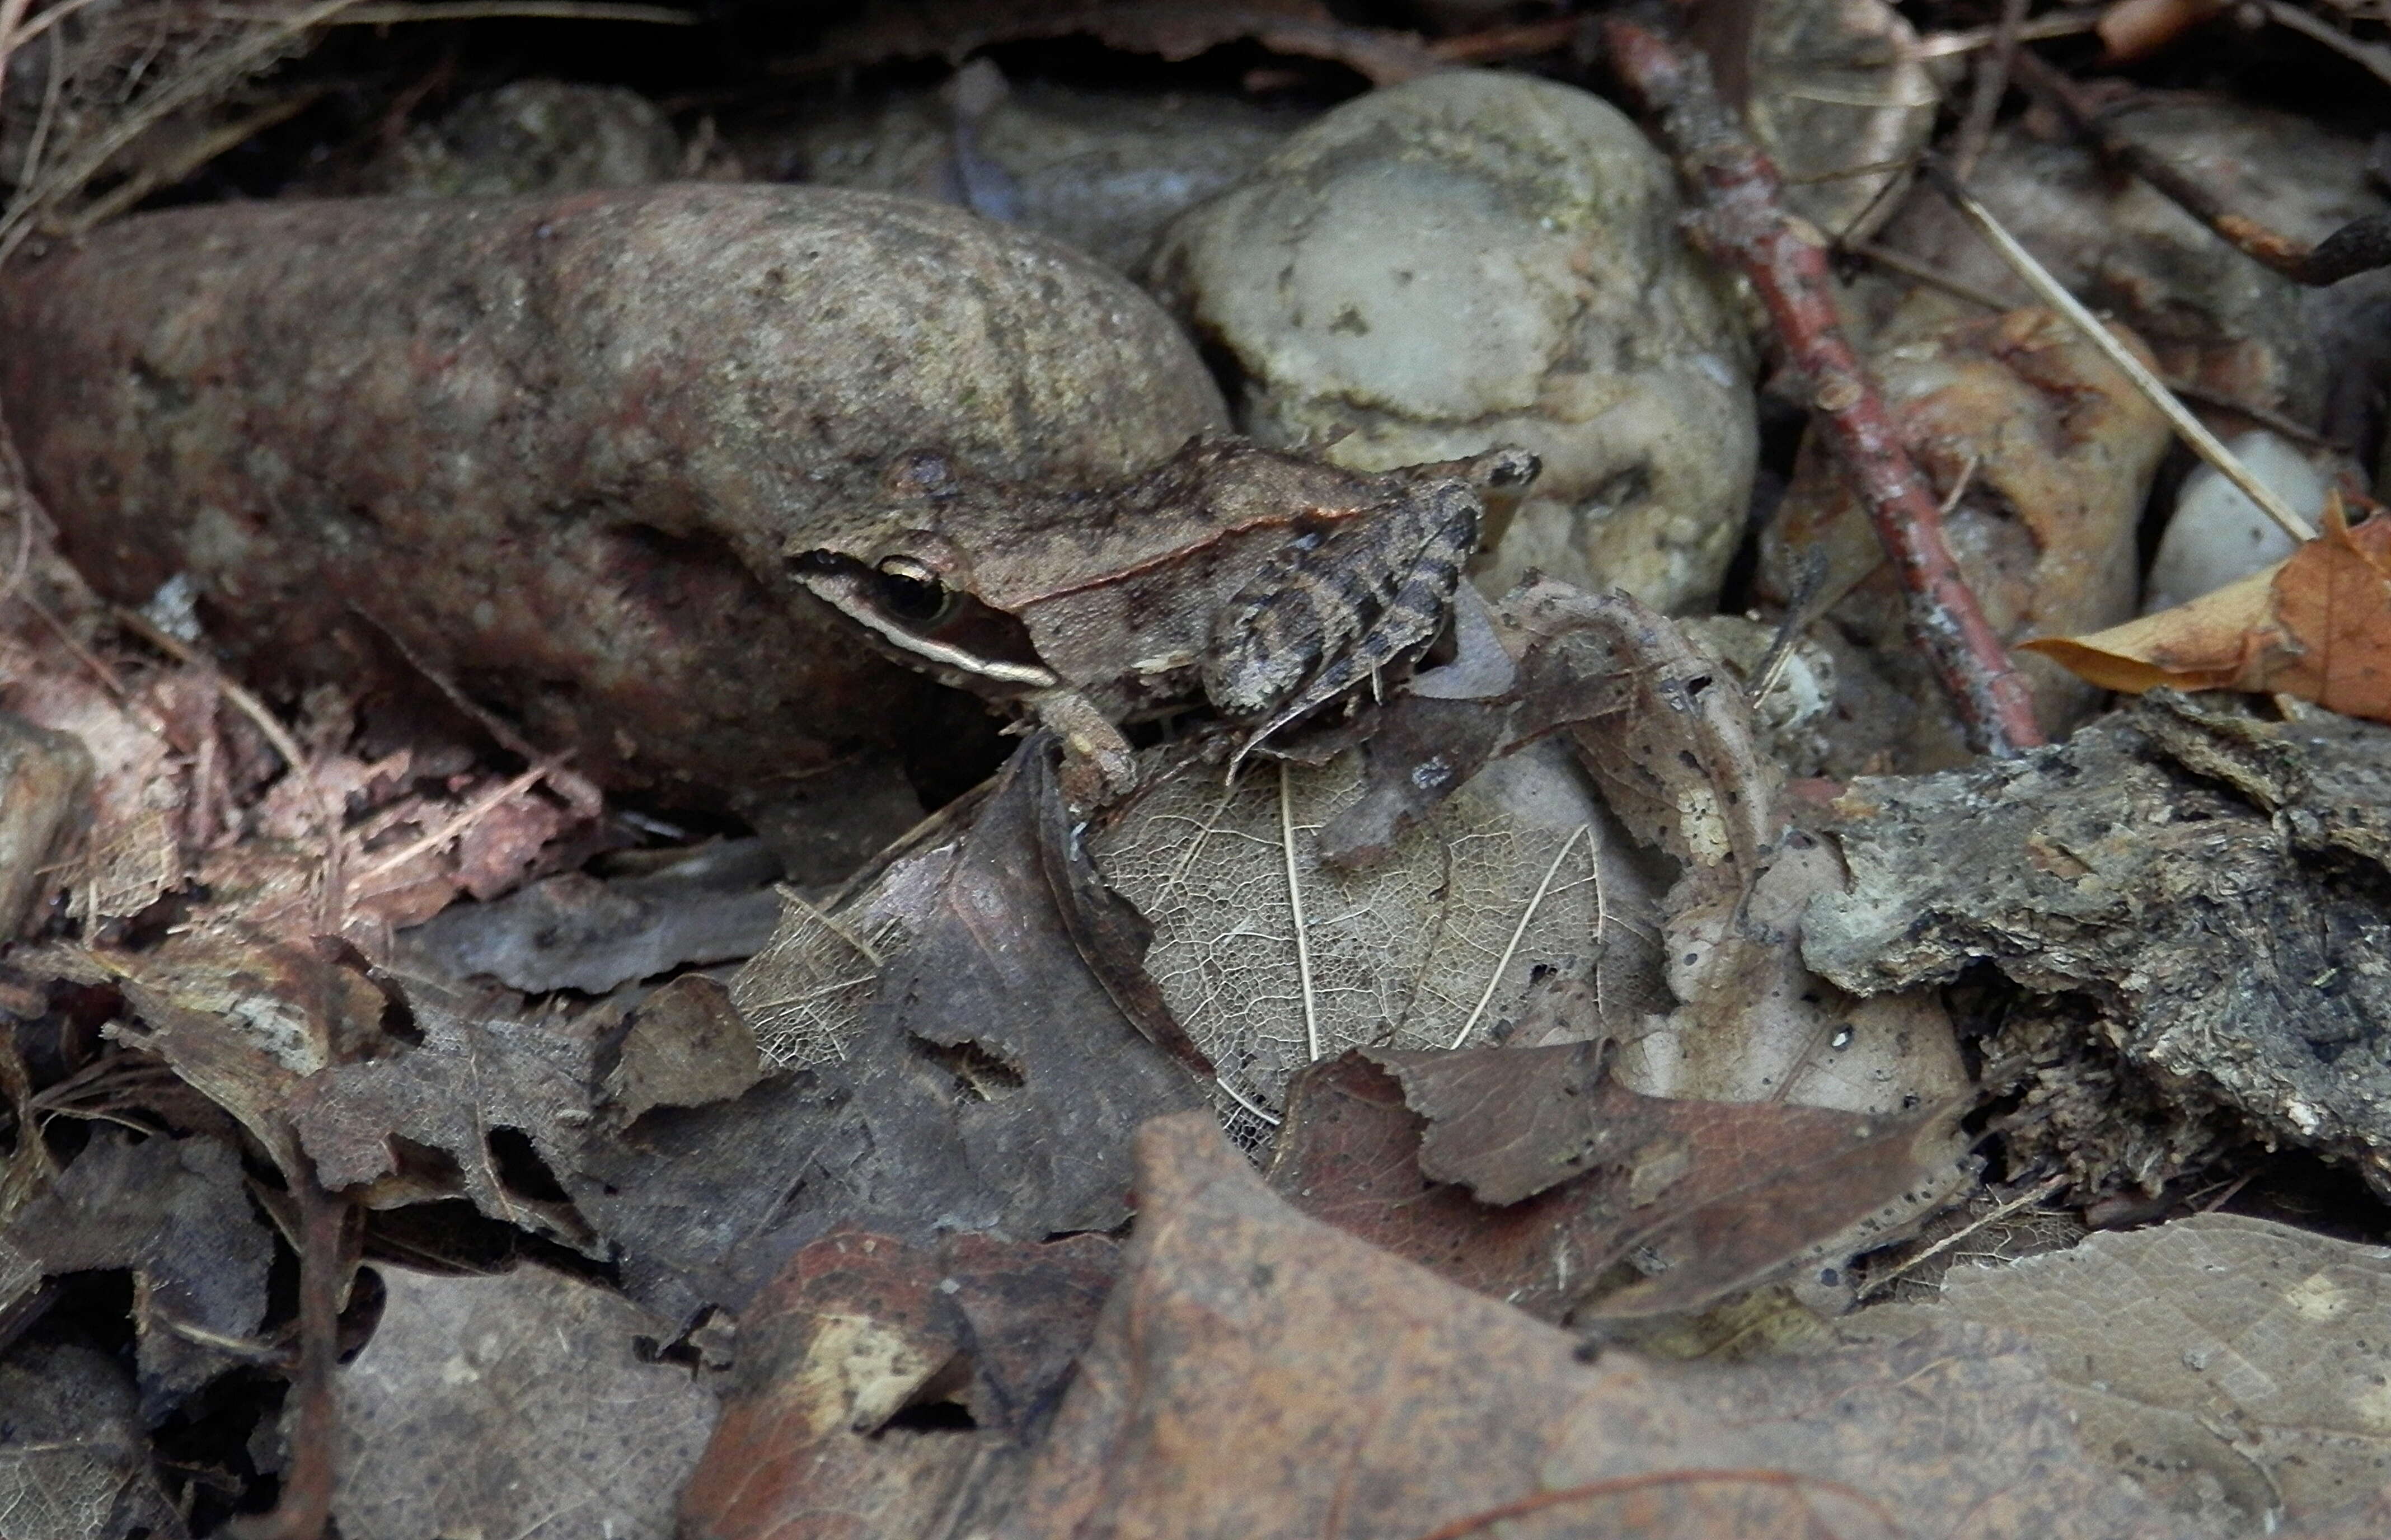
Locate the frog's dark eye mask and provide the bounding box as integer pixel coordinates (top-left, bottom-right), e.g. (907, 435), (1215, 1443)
(787, 548), (1059, 692)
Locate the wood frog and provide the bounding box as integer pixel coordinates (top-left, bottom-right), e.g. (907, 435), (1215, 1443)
(787, 438), (1540, 795)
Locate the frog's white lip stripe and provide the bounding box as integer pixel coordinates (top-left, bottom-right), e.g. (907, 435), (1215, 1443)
(795, 567), (1061, 688)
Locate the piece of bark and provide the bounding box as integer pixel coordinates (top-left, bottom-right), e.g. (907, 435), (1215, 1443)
(1806, 690), (2391, 1198)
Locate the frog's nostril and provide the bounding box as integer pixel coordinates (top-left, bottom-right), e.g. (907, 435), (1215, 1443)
(1488, 452), (1540, 489)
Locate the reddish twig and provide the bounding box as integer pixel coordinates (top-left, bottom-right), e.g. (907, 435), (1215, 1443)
(1409, 1466), (1901, 1540)
(1605, 17), (2044, 755)
(2010, 49), (2391, 286)
(1427, 16), (1578, 64)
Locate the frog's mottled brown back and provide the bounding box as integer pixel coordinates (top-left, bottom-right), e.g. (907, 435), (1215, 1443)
(790, 439), (1539, 777)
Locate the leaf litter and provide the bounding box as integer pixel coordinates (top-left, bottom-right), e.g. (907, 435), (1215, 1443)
(11, 6), (2391, 1536)
(1848, 1214), (2391, 1536)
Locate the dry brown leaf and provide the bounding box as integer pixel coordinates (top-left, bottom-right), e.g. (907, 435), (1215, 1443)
(0, 1130), (273, 1420)
(2, 628), (191, 926)
(74, 929), (392, 1174)
(288, 969), (601, 1250)
(1092, 739), (1630, 1120)
(1858, 1214), (2391, 1533)
(598, 973), (762, 1125)
(397, 839), (780, 996)
(1266, 1047), (1968, 1321)
(2097, 0), (2228, 62)
(0, 709), (90, 936)
(0, 1341), (186, 1540)
(995, 1111), (2179, 1539)
(680, 1228), (1118, 1540)
(2024, 499), (2391, 722)
(588, 739), (1203, 1321)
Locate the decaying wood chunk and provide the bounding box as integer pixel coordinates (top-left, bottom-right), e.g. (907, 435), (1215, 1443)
(1806, 690), (2391, 1196)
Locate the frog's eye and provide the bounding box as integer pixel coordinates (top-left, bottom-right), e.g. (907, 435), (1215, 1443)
(874, 555), (954, 623)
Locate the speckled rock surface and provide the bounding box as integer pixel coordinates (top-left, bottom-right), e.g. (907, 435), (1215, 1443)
(1805, 692), (2391, 1198)
(362, 79), (684, 198)
(1745, 0), (1942, 244)
(0, 185), (1227, 801)
(1147, 69), (1757, 613)
(757, 79), (1304, 272)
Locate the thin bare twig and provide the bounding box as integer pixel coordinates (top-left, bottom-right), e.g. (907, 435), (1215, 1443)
(1849, 236), (2013, 310)
(2010, 48), (2391, 286)
(349, 759), (554, 886)
(231, 1162), (347, 1540)
(327, 1), (698, 22)
(1912, 11), (2099, 58)
(1410, 1467), (1902, 1540)
(1605, 18), (2045, 755)
(1849, 240), (2348, 448)
(1949, 0), (2028, 181)
(1858, 1172), (2069, 1300)
(1923, 161), (2318, 543)
(2258, 0), (2391, 89)
(1426, 15), (1577, 63)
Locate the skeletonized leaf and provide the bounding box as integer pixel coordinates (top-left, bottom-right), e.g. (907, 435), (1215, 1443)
(1091, 740), (1649, 1121)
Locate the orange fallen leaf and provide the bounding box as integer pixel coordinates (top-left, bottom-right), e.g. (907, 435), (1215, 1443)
(2023, 496), (2391, 722)
(2097, 0), (2228, 63)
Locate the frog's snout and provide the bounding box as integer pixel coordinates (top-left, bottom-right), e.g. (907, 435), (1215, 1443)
(1481, 448), (1541, 491)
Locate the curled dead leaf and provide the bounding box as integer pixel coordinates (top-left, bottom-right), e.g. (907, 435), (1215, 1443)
(2024, 496), (2391, 722)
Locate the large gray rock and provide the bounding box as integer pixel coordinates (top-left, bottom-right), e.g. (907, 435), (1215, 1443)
(1148, 70), (1757, 612)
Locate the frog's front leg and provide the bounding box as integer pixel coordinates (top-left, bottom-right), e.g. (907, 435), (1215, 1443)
(1028, 687), (1140, 806)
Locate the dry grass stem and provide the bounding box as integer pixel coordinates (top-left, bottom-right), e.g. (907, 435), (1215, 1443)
(328, 1), (698, 21)
(1912, 12), (2099, 57)
(1935, 171), (2318, 543)
(350, 760), (554, 886)
(1859, 1172), (2069, 1300)
(0, 0), (372, 264)
(2259, 0), (2391, 88)
(1277, 762), (1321, 1063)
(64, 86), (326, 234)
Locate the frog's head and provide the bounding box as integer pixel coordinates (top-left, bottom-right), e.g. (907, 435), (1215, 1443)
(784, 450), (1063, 699)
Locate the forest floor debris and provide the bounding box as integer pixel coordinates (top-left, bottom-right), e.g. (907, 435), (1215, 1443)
(7, 2), (2391, 1537)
